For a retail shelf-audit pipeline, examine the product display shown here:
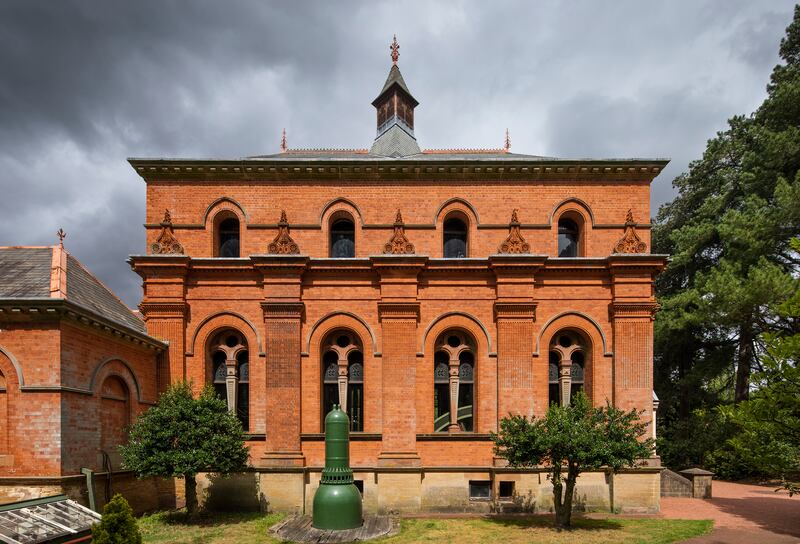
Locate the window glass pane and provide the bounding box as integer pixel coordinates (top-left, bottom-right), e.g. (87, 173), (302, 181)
(458, 383), (474, 431)
(443, 218), (468, 258)
(219, 218), (240, 257)
(323, 383), (338, 421)
(549, 383), (560, 406)
(331, 220), (355, 257)
(558, 218), (579, 257)
(237, 383), (249, 429)
(548, 352), (559, 383)
(434, 383), (450, 432)
(348, 383), (363, 432)
(469, 481), (491, 499)
(349, 362), (363, 382)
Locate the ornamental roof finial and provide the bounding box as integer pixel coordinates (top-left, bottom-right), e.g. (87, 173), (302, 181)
(280, 128), (287, 152)
(56, 228), (66, 247)
(504, 128), (511, 152)
(390, 35), (399, 65)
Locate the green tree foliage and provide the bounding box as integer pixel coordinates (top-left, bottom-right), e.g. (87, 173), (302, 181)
(653, 6), (800, 472)
(91, 493), (142, 544)
(491, 393), (652, 528)
(119, 382), (249, 517)
(722, 247), (800, 493)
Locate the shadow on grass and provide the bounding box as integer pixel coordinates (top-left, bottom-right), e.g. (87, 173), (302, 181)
(147, 510), (265, 528)
(475, 515), (623, 532)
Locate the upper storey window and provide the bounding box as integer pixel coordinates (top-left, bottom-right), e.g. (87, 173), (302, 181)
(330, 218), (356, 258)
(217, 217), (240, 257)
(558, 218), (579, 257)
(443, 216), (468, 258)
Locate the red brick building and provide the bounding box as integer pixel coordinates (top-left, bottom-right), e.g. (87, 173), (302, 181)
(0, 244), (170, 510)
(128, 44), (668, 513)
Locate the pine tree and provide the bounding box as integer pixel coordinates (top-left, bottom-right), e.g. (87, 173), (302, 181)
(653, 4), (800, 451)
(91, 494), (142, 544)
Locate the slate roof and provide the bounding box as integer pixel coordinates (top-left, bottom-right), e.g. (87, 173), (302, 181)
(0, 246), (146, 334)
(0, 247), (52, 297)
(369, 123), (421, 157)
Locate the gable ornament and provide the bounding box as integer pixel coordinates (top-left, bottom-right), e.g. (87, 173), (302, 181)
(497, 209), (530, 254)
(383, 209), (415, 254)
(268, 210), (300, 254)
(151, 209), (184, 255)
(613, 209), (647, 253)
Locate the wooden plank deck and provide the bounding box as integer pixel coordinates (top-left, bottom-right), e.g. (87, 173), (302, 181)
(270, 515), (397, 543)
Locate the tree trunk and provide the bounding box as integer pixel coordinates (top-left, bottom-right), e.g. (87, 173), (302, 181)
(185, 473), (198, 517)
(551, 467), (565, 529)
(562, 465), (578, 528)
(735, 322), (754, 403)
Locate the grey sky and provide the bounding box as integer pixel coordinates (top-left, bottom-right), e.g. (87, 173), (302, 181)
(0, 1), (795, 307)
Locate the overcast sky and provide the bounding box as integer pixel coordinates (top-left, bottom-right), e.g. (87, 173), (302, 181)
(0, 1), (795, 307)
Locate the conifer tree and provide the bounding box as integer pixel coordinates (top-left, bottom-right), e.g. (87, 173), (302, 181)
(653, 4), (800, 444)
(91, 494), (142, 544)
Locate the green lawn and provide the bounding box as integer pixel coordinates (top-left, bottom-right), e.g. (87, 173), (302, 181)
(139, 511), (712, 544)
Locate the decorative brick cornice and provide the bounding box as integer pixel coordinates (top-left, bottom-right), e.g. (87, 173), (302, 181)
(377, 302), (420, 322)
(610, 301), (659, 320)
(138, 301), (188, 319)
(261, 301), (305, 320)
(493, 301), (537, 320)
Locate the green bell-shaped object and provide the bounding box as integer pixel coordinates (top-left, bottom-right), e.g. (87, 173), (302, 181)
(312, 405), (363, 529)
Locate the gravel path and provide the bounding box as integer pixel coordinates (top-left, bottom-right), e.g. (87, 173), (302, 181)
(661, 480), (799, 543)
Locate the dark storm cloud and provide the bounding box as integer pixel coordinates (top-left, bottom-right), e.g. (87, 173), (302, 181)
(0, 0), (796, 306)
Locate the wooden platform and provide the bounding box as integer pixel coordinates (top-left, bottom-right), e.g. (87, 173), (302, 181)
(270, 515), (398, 543)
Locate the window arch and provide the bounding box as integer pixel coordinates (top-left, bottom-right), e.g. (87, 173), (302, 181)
(208, 330), (249, 429)
(321, 330), (364, 431)
(215, 213), (241, 257)
(443, 214), (468, 258)
(434, 331), (475, 432)
(548, 331), (587, 406)
(330, 214), (356, 258)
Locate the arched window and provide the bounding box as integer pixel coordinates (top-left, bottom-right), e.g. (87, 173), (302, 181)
(330, 218), (355, 258)
(217, 216), (240, 257)
(557, 217), (579, 257)
(321, 331), (364, 431)
(99, 376), (130, 459)
(443, 216), (468, 258)
(208, 330), (249, 430)
(549, 331), (587, 406)
(434, 331), (475, 432)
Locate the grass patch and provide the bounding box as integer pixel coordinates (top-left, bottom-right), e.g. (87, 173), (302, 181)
(139, 510), (712, 544)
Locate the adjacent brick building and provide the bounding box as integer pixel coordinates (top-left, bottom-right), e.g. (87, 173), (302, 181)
(0, 244), (171, 510)
(129, 42), (669, 514)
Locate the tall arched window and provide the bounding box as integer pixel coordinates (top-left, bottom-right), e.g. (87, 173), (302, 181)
(330, 217), (355, 258)
(434, 331), (475, 432)
(209, 330), (249, 429)
(549, 331), (587, 406)
(321, 331), (364, 431)
(100, 376), (130, 459)
(217, 216), (241, 257)
(443, 216), (468, 258)
(557, 217), (579, 257)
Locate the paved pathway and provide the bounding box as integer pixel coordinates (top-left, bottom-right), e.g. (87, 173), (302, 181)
(661, 480), (799, 543)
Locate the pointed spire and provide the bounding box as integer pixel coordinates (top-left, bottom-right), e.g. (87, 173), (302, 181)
(504, 129), (511, 152)
(390, 35), (400, 65)
(280, 128), (287, 152)
(56, 228), (66, 247)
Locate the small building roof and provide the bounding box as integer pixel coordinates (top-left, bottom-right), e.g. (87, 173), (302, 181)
(0, 494), (101, 543)
(0, 245), (146, 334)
